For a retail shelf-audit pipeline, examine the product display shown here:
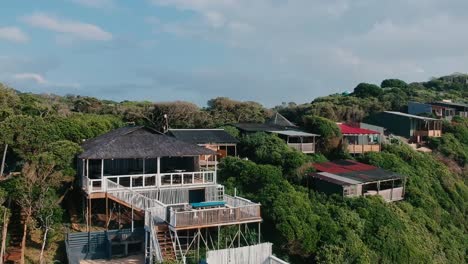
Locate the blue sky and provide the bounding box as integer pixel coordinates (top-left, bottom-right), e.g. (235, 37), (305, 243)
(1, 0), (467, 106)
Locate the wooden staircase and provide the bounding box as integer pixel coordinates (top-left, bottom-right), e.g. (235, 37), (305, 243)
(4, 204), (26, 263)
(155, 224), (176, 261)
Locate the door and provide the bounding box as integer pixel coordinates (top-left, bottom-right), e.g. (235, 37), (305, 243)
(189, 189), (205, 203)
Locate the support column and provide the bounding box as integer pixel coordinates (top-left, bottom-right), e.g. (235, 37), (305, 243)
(157, 157), (161, 187)
(86, 159), (89, 178)
(214, 155), (217, 183)
(238, 224), (241, 247)
(258, 222), (261, 244)
(87, 197), (92, 232)
(197, 228), (201, 261)
(105, 193), (109, 230)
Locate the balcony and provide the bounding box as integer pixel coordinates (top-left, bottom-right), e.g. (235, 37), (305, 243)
(287, 143), (316, 153)
(363, 187), (404, 202)
(414, 130), (442, 138)
(83, 170), (217, 194)
(347, 144), (380, 154)
(168, 195), (261, 229)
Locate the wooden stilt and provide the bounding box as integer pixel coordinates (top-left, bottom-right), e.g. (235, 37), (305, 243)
(105, 193), (109, 230)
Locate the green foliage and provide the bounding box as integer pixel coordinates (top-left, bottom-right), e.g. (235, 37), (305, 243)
(219, 157), (319, 256)
(353, 83), (383, 98)
(302, 115), (342, 154)
(218, 125), (240, 139)
(381, 79), (408, 89)
(429, 117), (468, 166)
(207, 97), (268, 126)
(238, 132), (307, 177)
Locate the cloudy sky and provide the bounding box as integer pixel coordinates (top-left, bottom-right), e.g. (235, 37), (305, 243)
(1, 0), (467, 106)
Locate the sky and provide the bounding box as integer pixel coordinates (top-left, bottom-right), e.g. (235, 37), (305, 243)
(1, 0), (467, 106)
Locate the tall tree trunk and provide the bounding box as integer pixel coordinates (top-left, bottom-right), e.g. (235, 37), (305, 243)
(0, 144), (7, 177)
(39, 227), (49, 264)
(20, 207), (31, 264)
(0, 201), (9, 264)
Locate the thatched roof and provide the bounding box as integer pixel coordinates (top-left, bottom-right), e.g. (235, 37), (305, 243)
(168, 129), (239, 144)
(79, 126), (215, 159)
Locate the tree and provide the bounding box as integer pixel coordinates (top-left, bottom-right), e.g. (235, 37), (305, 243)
(207, 97), (269, 126)
(381, 79), (408, 89)
(36, 190), (63, 264)
(302, 115), (342, 154)
(238, 133), (307, 178)
(352, 83), (383, 98)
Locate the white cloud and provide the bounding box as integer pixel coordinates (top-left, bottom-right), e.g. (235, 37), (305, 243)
(22, 13), (112, 41)
(142, 0), (468, 105)
(71, 0), (115, 9)
(13, 73), (47, 84)
(11, 72), (80, 89)
(0, 27), (29, 43)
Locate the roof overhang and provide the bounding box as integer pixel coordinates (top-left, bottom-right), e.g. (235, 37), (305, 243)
(269, 130), (319, 137)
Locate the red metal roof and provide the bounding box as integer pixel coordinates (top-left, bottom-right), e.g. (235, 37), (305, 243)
(338, 124), (380, 135)
(313, 160), (377, 174)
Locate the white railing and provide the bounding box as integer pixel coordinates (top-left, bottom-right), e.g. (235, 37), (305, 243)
(106, 179), (167, 221)
(224, 195), (256, 207)
(83, 171), (217, 194)
(83, 176), (105, 193)
(145, 209), (164, 263)
(159, 171), (215, 186)
(169, 199), (261, 228)
(288, 143), (315, 153)
(269, 255), (290, 264)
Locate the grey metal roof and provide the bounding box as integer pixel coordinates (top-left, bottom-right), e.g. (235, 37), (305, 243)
(233, 123), (282, 132)
(316, 172), (361, 185)
(167, 129), (239, 144)
(269, 130), (319, 137)
(431, 101), (468, 108)
(384, 111), (439, 121)
(79, 126), (215, 159)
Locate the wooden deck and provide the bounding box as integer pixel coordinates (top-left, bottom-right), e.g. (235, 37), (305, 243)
(347, 144), (380, 154)
(80, 255), (144, 264)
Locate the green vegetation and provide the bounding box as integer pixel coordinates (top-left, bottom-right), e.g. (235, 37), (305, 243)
(0, 73), (467, 263)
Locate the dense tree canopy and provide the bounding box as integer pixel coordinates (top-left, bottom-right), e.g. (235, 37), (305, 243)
(352, 83), (383, 98)
(0, 73), (466, 263)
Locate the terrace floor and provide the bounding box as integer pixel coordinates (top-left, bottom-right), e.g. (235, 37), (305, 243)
(80, 255), (144, 264)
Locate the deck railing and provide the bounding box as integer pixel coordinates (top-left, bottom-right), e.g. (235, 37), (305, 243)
(83, 170), (216, 193)
(347, 144), (380, 154)
(169, 197), (261, 228)
(106, 179), (167, 221)
(287, 143), (315, 153)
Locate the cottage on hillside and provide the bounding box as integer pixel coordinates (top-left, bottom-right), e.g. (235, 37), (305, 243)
(338, 123), (381, 154)
(309, 160), (405, 202)
(167, 128), (239, 168)
(366, 111), (442, 142)
(68, 126), (273, 263)
(234, 112), (319, 154)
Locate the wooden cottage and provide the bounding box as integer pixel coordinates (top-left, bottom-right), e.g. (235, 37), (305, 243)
(310, 160), (405, 202)
(408, 101), (456, 120)
(234, 113), (319, 154)
(338, 123), (381, 154)
(366, 111), (442, 142)
(430, 101), (468, 118)
(70, 126), (264, 263)
(167, 128), (239, 168)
